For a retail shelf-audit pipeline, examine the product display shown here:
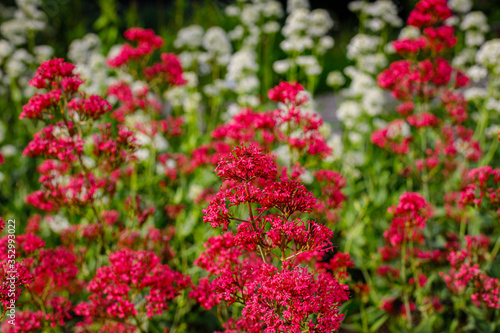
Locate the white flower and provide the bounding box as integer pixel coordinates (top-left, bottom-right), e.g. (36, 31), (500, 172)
(0, 40), (14, 62)
(449, 0), (472, 13)
(347, 34), (382, 60)
(203, 27), (232, 58)
(228, 25), (245, 40)
(373, 118), (387, 129)
(348, 131), (363, 143)
(366, 18), (384, 31)
(476, 39), (500, 72)
(465, 31), (485, 47)
(273, 59), (292, 74)
(287, 0), (310, 13)
(1, 144), (17, 156)
(47, 214), (70, 233)
(326, 71), (345, 88)
(445, 16), (459, 26)
(337, 100), (362, 122)
(357, 53), (387, 74)
(300, 170), (314, 184)
(318, 36), (334, 53)
(387, 120), (411, 139)
(273, 145), (291, 165)
(280, 36), (313, 52)
(82, 156), (96, 169)
(107, 44), (123, 61)
(263, 21), (280, 34)
(486, 98), (500, 113)
(183, 92), (201, 113)
(241, 4), (259, 26)
(398, 26), (420, 39)
(225, 5), (240, 17)
(282, 8), (309, 36)
(135, 132), (151, 146)
(362, 88), (385, 116)
(5, 58), (26, 78)
(307, 9), (333, 36)
(237, 94), (260, 107)
(464, 87), (487, 101)
(183, 71), (198, 87)
(135, 148), (150, 161)
(348, 1), (364, 12)
(34, 44), (53, 62)
(485, 125), (500, 138)
(153, 134), (169, 151)
(264, 1), (284, 18)
(188, 184), (204, 200)
(466, 65), (487, 82)
(174, 25), (204, 49)
(460, 12), (489, 33)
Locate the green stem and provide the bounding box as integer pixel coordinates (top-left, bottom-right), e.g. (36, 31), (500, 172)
(401, 238), (413, 330)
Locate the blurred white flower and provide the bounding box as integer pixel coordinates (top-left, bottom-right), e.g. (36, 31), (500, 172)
(460, 12), (489, 33)
(449, 0), (472, 13)
(287, 0), (310, 13)
(263, 21), (280, 34)
(486, 98), (500, 113)
(174, 25), (204, 49)
(476, 39), (500, 72)
(326, 71), (345, 88)
(464, 87), (487, 101)
(347, 34), (382, 60)
(307, 9), (333, 36)
(465, 30), (485, 47)
(466, 65), (487, 82)
(47, 214), (70, 233)
(1, 144), (17, 156)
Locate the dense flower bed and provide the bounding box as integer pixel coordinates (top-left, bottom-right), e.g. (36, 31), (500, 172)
(0, 0), (499, 332)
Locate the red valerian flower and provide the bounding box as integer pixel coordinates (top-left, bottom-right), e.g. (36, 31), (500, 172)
(241, 264), (349, 333)
(75, 249), (190, 324)
(215, 145), (277, 182)
(107, 27), (164, 67)
(144, 53), (187, 86)
(23, 123), (84, 163)
(268, 81), (307, 106)
(407, 0), (452, 28)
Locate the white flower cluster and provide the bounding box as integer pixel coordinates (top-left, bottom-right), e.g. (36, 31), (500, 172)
(1, 0), (46, 45)
(272, 0), (334, 90)
(0, 0), (52, 96)
(460, 11), (489, 47)
(348, 0), (403, 31)
(332, 0), (399, 147)
(448, 0), (473, 14)
(68, 34), (112, 95)
(346, 34), (387, 74)
(280, 6), (333, 54)
(476, 39), (500, 74)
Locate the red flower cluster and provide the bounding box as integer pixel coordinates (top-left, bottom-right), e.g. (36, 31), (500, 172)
(379, 193), (431, 260)
(407, 0), (452, 28)
(23, 123), (84, 162)
(214, 82), (331, 160)
(75, 249), (190, 326)
(460, 166), (500, 216)
(144, 52), (186, 86)
(441, 235), (499, 308)
(195, 144), (349, 331)
(371, 120), (412, 154)
(107, 27), (164, 67)
(67, 94), (112, 120)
